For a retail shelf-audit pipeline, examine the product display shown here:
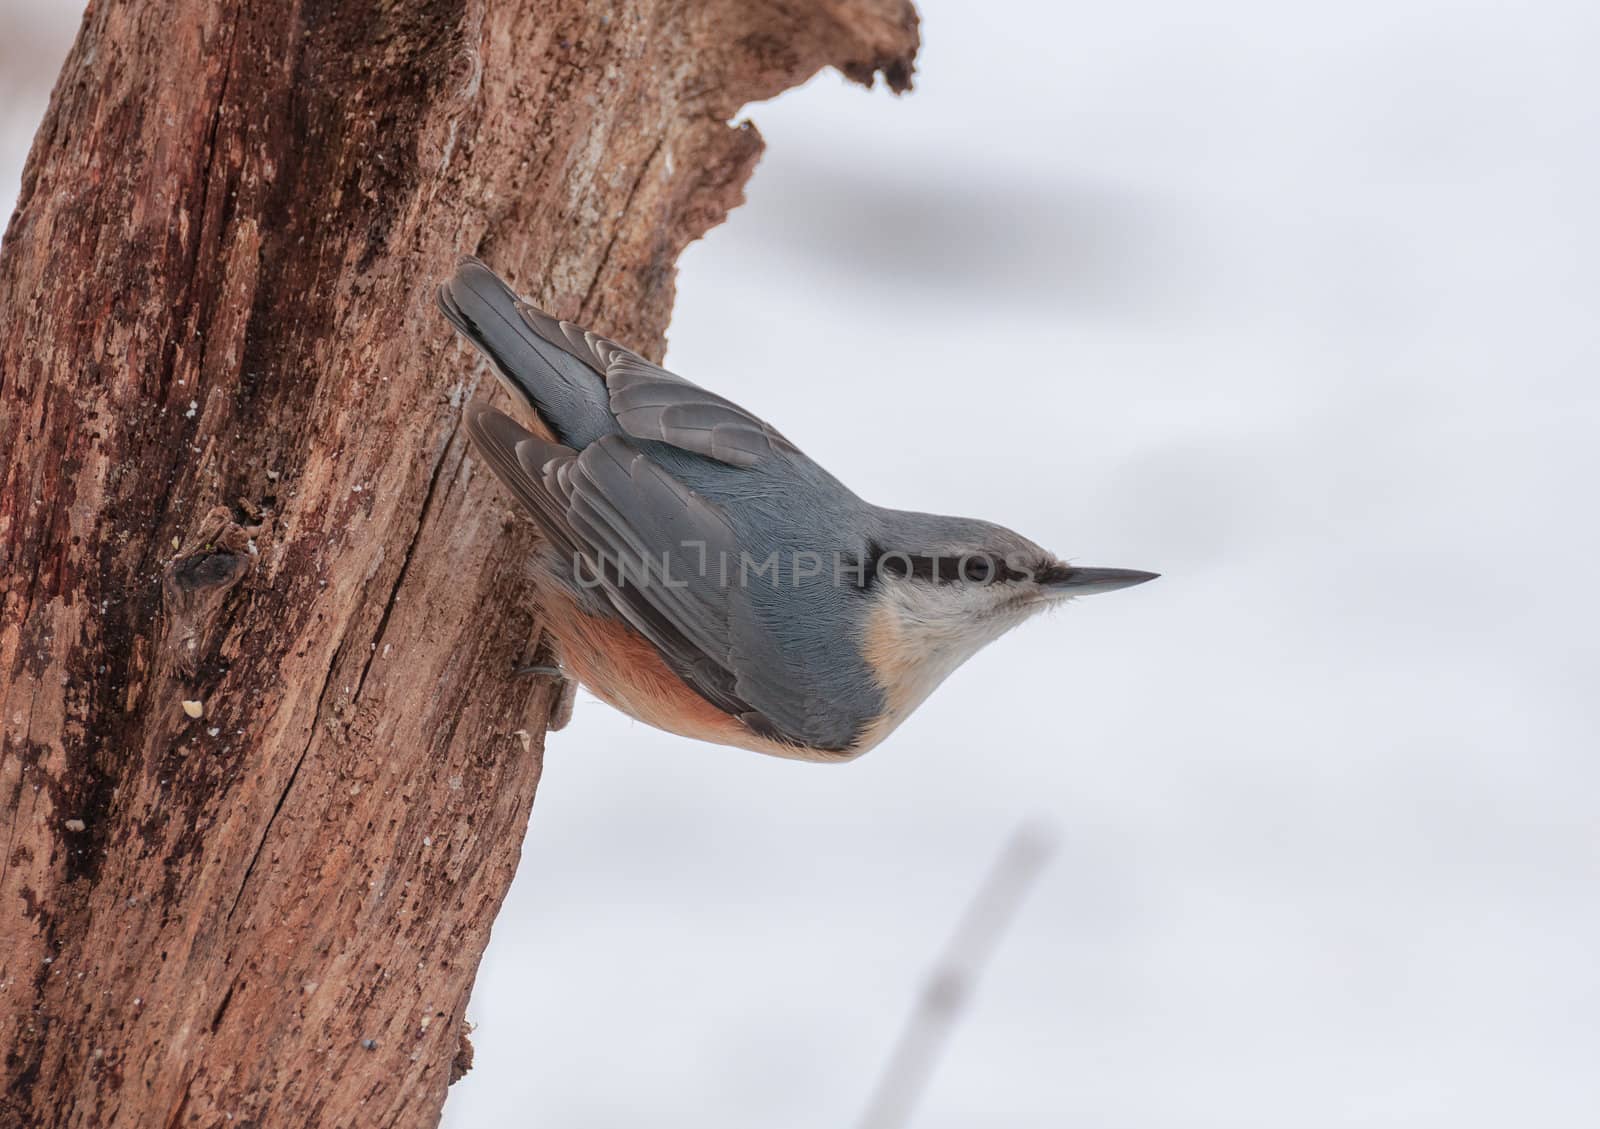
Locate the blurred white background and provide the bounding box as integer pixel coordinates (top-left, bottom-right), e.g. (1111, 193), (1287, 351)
(5, 1), (1597, 1126)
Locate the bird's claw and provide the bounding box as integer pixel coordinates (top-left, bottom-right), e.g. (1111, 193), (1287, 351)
(517, 633), (575, 731)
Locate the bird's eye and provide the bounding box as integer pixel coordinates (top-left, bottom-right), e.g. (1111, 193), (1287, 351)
(955, 555), (995, 584)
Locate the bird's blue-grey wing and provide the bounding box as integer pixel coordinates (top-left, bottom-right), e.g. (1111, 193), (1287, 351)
(465, 408), (855, 751)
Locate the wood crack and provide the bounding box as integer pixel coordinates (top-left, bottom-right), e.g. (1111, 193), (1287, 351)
(222, 647), (345, 926)
(352, 411), (464, 703)
(579, 134), (667, 322)
(159, 1073), (194, 1129)
(177, 9), (243, 387)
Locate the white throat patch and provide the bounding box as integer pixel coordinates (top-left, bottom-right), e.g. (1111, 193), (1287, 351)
(857, 580), (1043, 745)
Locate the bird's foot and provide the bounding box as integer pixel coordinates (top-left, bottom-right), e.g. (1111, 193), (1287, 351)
(546, 675), (577, 732)
(516, 634), (576, 732)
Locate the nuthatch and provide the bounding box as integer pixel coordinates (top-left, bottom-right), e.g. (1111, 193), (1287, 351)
(439, 259), (1156, 761)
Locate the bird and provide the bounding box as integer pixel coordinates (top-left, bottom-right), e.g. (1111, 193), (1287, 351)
(438, 258), (1157, 761)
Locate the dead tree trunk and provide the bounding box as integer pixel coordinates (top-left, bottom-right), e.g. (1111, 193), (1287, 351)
(0, 1), (917, 1124)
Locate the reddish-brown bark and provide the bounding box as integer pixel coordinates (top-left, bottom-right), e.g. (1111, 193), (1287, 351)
(0, 1), (917, 1124)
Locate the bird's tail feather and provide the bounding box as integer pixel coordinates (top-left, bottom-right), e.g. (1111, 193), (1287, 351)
(437, 257), (616, 447)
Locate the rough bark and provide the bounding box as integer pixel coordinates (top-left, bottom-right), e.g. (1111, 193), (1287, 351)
(0, 1), (917, 1125)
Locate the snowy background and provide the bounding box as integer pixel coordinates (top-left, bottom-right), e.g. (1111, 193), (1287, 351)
(4, 1), (1597, 1126)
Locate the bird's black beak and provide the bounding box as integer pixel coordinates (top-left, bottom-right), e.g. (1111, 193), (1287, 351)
(1041, 565), (1160, 595)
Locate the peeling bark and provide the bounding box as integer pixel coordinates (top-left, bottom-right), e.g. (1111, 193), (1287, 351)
(0, 1), (918, 1125)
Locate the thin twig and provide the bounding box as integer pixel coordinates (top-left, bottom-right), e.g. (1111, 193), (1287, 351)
(857, 822), (1057, 1129)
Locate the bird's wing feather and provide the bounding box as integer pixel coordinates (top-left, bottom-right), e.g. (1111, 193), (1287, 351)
(603, 354), (794, 469)
(465, 408), (839, 750)
(463, 405), (582, 560)
(516, 307), (793, 468)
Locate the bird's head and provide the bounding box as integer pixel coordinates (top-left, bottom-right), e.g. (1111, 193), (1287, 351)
(857, 510), (1157, 724)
